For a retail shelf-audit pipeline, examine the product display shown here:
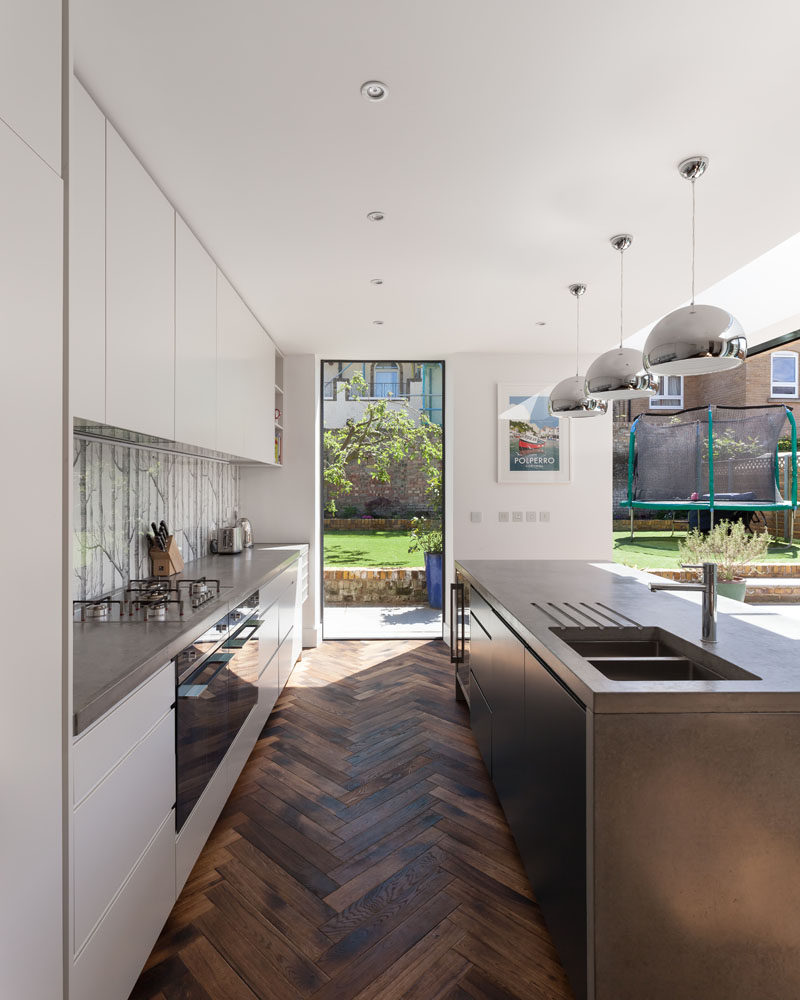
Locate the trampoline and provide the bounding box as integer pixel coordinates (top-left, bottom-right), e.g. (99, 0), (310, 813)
(621, 404), (797, 537)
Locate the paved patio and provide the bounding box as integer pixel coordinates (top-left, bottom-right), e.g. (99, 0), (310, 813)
(323, 603), (443, 639)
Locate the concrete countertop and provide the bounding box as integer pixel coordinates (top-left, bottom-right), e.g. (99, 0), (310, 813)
(456, 559), (800, 713)
(73, 543), (306, 736)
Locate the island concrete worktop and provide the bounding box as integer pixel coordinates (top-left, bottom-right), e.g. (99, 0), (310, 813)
(73, 544), (305, 735)
(456, 558), (800, 713)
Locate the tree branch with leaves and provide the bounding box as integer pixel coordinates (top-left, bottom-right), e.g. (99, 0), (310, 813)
(323, 372), (443, 518)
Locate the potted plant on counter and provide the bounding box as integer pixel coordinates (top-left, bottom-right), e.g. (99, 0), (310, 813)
(677, 520), (771, 601)
(408, 517), (443, 608)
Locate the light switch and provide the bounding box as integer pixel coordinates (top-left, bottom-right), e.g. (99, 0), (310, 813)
(526, 510), (537, 522)
(470, 511), (482, 523)
(512, 511), (523, 523)
(539, 510), (550, 523)
(498, 511), (510, 522)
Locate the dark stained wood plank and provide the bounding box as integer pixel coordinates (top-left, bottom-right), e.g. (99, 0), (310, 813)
(130, 640), (574, 1000)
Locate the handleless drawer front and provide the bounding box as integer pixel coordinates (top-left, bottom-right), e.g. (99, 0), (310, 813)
(73, 709), (175, 951)
(279, 574), (298, 642)
(256, 599), (280, 675)
(73, 661), (174, 804)
(71, 811), (175, 1000)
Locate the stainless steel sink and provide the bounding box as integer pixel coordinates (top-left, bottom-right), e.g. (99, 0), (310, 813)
(550, 626), (760, 682)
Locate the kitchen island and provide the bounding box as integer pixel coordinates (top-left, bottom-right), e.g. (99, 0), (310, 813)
(455, 559), (800, 1000)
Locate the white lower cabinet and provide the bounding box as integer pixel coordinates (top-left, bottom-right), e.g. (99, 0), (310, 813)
(72, 813), (175, 1000)
(71, 664), (176, 1000)
(74, 710), (175, 949)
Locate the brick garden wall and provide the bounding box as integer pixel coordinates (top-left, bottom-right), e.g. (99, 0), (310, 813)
(324, 454), (436, 518)
(323, 517), (418, 531)
(324, 568), (428, 605)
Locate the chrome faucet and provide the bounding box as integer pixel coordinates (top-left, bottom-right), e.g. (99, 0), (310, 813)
(649, 562), (717, 643)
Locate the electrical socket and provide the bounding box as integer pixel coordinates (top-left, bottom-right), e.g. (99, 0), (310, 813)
(498, 511), (510, 523)
(526, 510), (537, 522)
(470, 511), (482, 523)
(512, 511), (523, 523)
(539, 510), (550, 523)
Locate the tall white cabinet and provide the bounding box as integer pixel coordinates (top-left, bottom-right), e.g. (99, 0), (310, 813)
(105, 124), (176, 441)
(0, 6), (64, 998)
(70, 80), (106, 424)
(175, 218), (218, 450)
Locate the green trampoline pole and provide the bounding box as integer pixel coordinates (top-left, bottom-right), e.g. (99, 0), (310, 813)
(708, 406), (715, 531)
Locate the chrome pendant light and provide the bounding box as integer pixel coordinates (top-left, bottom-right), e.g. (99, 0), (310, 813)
(549, 284), (608, 418)
(643, 156), (746, 376)
(585, 235), (658, 401)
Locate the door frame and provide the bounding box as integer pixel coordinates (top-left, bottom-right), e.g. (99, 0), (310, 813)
(318, 359), (446, 640)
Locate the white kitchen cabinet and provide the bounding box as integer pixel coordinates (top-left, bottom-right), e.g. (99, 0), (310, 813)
(71, 663), (176, 1000)
(217, 269), (276, 462)
(0, 0), (61, 173)
(243, 320), (276, 464)
(216, 271), (249, 457)
(71, 813), (175, 1000)
(175, 217), (217, 449)
(106, 123), (175, 440)
(69, 80), (107, 423)
(73, 710), (175, 950)
(0, 117), (63, 1000)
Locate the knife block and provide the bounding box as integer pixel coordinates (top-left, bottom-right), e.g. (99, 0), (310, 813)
(150, 536), (184, 577)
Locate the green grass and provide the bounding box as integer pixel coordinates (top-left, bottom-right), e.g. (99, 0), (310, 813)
(613, 530), (799, 571)
(324, 530), (423, 568)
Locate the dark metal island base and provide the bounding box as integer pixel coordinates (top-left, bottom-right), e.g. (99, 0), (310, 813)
(453, 559), (800, 1000)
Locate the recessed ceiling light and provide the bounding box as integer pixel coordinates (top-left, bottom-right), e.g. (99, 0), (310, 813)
(536, 321), (546, 326)
(370, 278), (384, 285)
(373, 320), (384, 325)
(361, 80), (388, 102)
(367, 211), (384, 222)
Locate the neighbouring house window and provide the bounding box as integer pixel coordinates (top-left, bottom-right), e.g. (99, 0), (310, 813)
(323, 362), (342, 399)
(649, 375), (684, 409)
(373, 363), (399, 398)
(771, 352), (799, 397)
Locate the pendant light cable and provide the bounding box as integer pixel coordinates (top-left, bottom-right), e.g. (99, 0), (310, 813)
(575, 292), (580, 376)
(690, 176), (696, 310)
(619, 243), (625, 349)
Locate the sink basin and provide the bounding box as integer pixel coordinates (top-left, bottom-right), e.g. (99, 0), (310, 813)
(550, 626), (760, 682)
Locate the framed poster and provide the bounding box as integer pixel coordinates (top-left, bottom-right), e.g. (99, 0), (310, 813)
(497, 384), (571, 484)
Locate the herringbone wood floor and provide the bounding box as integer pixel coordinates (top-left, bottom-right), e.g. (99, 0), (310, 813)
(130, 640), (574, 1000)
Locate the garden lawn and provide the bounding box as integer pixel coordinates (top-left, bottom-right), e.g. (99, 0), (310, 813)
(613, 530), (799, 571)
(324, 530), (423, 568)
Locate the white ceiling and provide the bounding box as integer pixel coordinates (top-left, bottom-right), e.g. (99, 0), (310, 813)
(74, 0), (800, 358)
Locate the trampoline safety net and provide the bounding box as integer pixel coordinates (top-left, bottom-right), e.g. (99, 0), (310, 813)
(630, 405), (792, 507)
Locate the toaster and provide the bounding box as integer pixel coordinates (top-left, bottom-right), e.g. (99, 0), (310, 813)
(218, 526), (243, 554)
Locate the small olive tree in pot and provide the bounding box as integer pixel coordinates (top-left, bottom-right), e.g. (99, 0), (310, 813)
(678, 520), (771, 601)
(408, 518), (444, 608)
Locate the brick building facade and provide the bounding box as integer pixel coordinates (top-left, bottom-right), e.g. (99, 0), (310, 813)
(613, 335), (800, 519)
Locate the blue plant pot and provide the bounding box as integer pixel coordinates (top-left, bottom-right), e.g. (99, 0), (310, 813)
(424, 552), (443, 608)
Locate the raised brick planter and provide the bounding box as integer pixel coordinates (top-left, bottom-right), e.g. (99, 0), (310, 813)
(324, 567), (428, 605)
(648, 564), (800, 603)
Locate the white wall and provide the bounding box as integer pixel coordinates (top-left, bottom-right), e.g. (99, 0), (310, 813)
(239, 355), (321, 646)
(448, 352), (612, 563)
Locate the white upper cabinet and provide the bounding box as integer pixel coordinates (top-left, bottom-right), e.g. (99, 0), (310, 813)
(175, 218), (217, 450)
(69, 80), (106, 423)
(105, 124), (175, 440)
(244, 321), (276, 464)
(216, 272), (248, 457)
(217, 272), (276, 462)
(0, 0), (62, 173)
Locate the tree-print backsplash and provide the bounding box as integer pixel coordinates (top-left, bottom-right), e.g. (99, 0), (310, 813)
(73, 438), (239, 600)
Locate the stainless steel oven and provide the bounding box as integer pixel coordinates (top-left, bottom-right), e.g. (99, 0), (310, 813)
(175, 592), (261, 831)
(450, 569), (470, 704)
